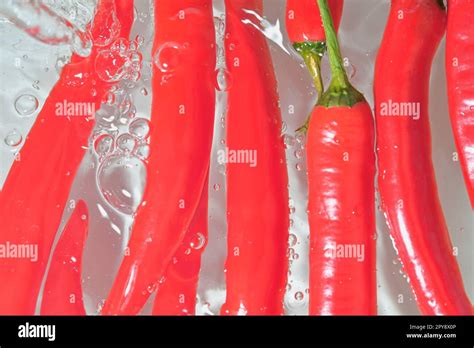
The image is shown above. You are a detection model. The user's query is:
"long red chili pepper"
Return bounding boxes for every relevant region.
[375,0,472,315]
[221,0,289,315]
[306,0,376,315]
[446,0,474,208]
[152,175,208,315]
[0,0,133,315]
[41,200,89,315]
[286,0,343,105]
[102,0,216,315]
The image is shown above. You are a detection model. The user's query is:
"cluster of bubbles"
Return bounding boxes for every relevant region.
[282,130,306,172]
[94,111,150,215]
[95,37,143,83]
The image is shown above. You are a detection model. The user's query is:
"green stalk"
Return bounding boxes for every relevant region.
[294,41,326,98]
[317,0,364,108]
[294,41,326,133]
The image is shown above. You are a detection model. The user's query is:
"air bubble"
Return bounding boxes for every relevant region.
[94,134,114,157]
[14,94,39,117]
[190,232,206,250]
[116,134,136,154]
[153,42,183,72]
[214,68,232,91]
[294,291,304,301]
[97,155,146,215]
[129,118,150,139]
[282,134,295,148]
[4,129,22,147]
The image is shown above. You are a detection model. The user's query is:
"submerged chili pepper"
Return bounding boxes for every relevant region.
[41,200,89,315]
[152,175,208,315]
[375,0,472,315]
[0,0,134,315]
[286,0,343,131]
[306,0,376,315]
[446,0,474,208]
[221,0,289,315]
[102,0,216,315]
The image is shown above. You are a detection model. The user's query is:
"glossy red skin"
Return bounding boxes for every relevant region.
[286,0,343,43]
[41,201,89,315]
[0,0,134,315]
[221,0,289,315]
[152,175,208,315]
[375,0,472,315]
[307,102,376,315]
[446,0,474,208]
[102,0,216,315]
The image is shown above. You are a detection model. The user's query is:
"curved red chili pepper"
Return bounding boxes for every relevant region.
[152,175,209,315]
[375,0,472,315]
[286,0,343,132]
[41,200,89,315]
[221,0,289,316]
[446,0,474,208]
[286,0,343,44]
[306,0,376,315]
[0,0,134,315]
[102,0,216,315]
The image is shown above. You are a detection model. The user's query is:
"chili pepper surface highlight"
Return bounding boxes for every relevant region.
[41,201,89,315]
[103,0,216,315]
[0,0,134,315]
[152,175,209,315]
[446,0,474,208]
[375,0,472,315]
[306,0,376,315]
[221,0,290,315]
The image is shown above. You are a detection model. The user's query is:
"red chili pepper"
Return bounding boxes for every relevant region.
[152,175,208,315]
[286,0,343,131]
[102,0,216,315]
[221,0,289,315]
[306,0,376,315]
[0,0,134,315]
[446,0,474,208]
[41,200,89,315]
[375,0,472,315]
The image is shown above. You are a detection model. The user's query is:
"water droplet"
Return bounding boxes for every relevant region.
[134,144,150,160]
[282,134,295,148]
[294,291,304,301]
[4,129,22,147]
[14,94,39,117]
[288,233,297,247]
[153,42,183,72]
[294,149,304,159]
[214,68,232,91]
[94,134,114,157]
[213,184,220,191]
[295,163,303,171]
[218,164,226,176]
[190,232,206,250]
[116,134,136,154]
[97,155,146,215]
[140,87,148,96]
[129,118,150,139]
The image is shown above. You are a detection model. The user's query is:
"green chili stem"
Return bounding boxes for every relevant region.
[317,0,349,90]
